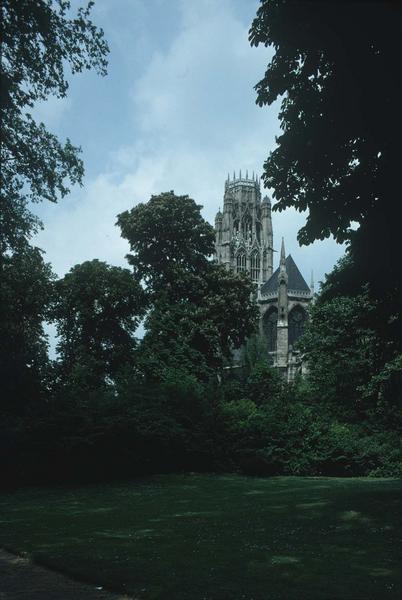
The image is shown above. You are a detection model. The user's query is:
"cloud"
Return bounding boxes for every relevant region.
[32,96,72,128]
[36,0,344,289]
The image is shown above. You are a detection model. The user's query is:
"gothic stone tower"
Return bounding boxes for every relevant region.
[214,171,273,285]
[215,171,313,381]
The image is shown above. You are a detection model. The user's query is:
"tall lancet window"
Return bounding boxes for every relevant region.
[288,306,306,348]
[250,251,260,282]
[263,308,277,352]
[242,217,252,240]
[236,252,246,273]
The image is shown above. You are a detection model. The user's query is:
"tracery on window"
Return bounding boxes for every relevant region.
[288,306,306,348]
[250,251,260,282]
[236,252,246,273]
[255,222,261,243]
[263,308,277,352]
[242,217,252,240]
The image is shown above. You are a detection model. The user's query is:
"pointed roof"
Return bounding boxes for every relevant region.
[260,255,310,295]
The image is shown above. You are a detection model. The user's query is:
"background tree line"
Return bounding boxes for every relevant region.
[1,1,401,486]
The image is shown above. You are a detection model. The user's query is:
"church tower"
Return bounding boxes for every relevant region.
[214,171,273,285]
[215,171,313,381]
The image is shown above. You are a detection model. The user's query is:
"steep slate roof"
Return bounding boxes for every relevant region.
[261,255,310,295]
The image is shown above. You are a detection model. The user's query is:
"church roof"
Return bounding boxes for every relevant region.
[261,255,310,295]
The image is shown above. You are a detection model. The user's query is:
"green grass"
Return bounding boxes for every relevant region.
[0,475,400,599]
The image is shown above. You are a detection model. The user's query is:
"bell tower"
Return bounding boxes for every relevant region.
[214,171,273,284]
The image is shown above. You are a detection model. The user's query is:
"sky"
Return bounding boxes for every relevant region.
[34,0,344,290]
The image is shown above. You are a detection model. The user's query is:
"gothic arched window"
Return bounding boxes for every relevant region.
[242,217,252,240]
[236,252,246,273]
[255,222,261,243]
[288,306,306,348]
[250,251,260,282]
[263,308,277,352]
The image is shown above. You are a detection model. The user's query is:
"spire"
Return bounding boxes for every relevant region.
[239,169,242,179]
[310,270,315,294]
[233,170,235,181]
[246,169,248,179]
[252,171,255,181]
[227,172,230,182]
[280,237,286,271]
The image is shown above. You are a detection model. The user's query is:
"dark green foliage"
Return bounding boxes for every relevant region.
[299,292,379,414]
[249,0,402,348]
[0,246,54,415]
[2,0,400,485]
[249,0,400,244]
[118,192,259,378]
[140,268,259,380]
[52,259,146,382]
[203,265,258,360]
[247,2,402,476]
[139,299,219,381]
[0,0,109,429]
[299,257,402,421]
[216,367,320,476]
[246,361,285,405]
[117,192,215,295]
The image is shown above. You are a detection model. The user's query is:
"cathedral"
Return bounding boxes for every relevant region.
[214,171,313,380]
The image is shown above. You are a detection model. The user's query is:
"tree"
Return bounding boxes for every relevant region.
[299,257,402,424]
[249,1,402,334]
[139,266,258,379]
[299,289,379,416]
[117,191,216,297]
[0,246,54,414]
[53,260,146,383]
[0,0,109,252]
[117,192,258,378]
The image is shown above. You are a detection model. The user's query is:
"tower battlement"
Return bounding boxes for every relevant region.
[224,170,261,191]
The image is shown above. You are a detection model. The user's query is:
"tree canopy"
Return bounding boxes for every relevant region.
[53,260,146,382]
[0,246,54,413]
[0,0,109,419]
[117,191,216,295]
[249,1,402,307]
[118,192,258,378]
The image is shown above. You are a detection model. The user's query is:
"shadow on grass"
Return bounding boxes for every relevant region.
[0,475,400,600]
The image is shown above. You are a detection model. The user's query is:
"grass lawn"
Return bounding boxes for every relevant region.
[0,474,400,600]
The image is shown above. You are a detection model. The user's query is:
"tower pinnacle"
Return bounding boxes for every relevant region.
[280,237,286,270]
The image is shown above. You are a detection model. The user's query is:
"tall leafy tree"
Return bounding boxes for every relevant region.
[117,192,215,297]
[0,0,109,252]
[117,192,258,378]
[249,1,402,342]
[0,1,109,416]
[299,257,402,421]
[0,246,54,414]
[53,260,146,383]
[299,289,379,416]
